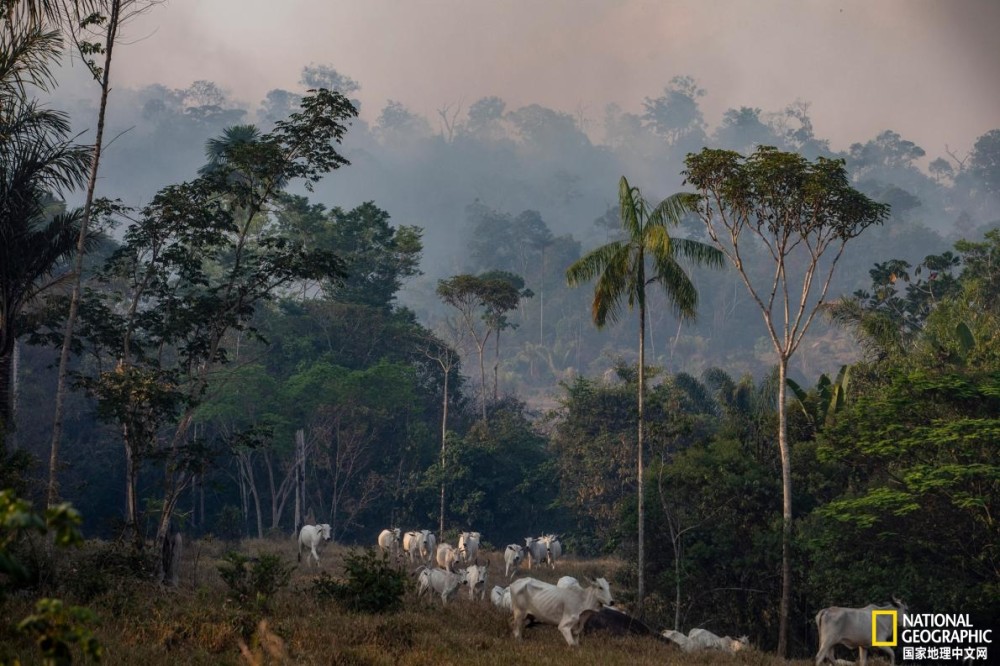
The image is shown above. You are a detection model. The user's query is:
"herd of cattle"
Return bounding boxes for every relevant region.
[298,524,909,663]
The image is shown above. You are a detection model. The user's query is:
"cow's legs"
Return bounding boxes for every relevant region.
[511,608,527,639]
[814,639,833,665]
[311,545,320,566]
[873,645,896,665]
[558,615,579,646]
[858,646,867,666]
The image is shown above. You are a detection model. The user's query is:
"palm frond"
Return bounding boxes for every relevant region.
[590,244,632,327]
[565,240,626,286]
[0,23,62,95]
[670,236,726,268]
[618,176,643,240]
[649,192,695,226]
[650,253,699,318]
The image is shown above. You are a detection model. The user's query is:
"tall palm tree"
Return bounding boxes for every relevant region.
[566,176,724,610]
[0,91,91,431]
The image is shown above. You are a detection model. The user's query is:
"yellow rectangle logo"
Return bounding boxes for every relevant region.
[872,610,898,646]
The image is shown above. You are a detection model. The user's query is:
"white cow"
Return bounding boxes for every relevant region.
[688,628,750,652]
[816,599,908,666]
[556,575,581,589]
[661,628,691,650]
[457,531,481,563]
[436,543,461,572]
[402,529,435,563]
[509,576,614,646]
[377,528,400,558]
[402,531,421,561]
[503,544,524,579]
[420,529,437,562]
[661,627,749,653]
[524,536,547,570]
[465,559,490,600]
[297,523,332,566]
[541,534,562,568]
[491,585,512,610]
[416,566,468,604]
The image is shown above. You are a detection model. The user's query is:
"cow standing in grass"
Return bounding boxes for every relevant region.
[815,599,907,666]
[377,528,401,559]
[436,543,461,572]
[524,537,547,570]
[541,534,562,568]
[416,566,468,605]
[465,560,490,600]
[503,544,524,579]
[509,576,614,646]
[298,523,332,566]
[458,531,481,563]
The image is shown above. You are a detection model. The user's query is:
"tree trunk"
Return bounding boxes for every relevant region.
[155,477,191,579]
[674,536,682,631]
[293,428,305,534]
[123,431,141,549]
[160,526,182,587]
[48,1,122,507]
[0,351,11,437]
[637,303,646,612]
[238,452,264,539]
[493,330,500,402]
[439,366,449,540]
[777,355,792,658]
[539,245,545,345]
[477,342,488,421]
[9,341,19,448]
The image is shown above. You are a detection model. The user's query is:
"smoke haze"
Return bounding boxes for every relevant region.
[104,0,1000,158]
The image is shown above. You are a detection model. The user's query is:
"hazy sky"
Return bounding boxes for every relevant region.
[107,0,999,159]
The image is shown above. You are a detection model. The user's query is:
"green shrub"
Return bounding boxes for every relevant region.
[217,552,293,611]
[310,549,405,614]
[17,598,103,665]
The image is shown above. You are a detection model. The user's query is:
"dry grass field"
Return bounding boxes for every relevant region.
[1,537,823,665]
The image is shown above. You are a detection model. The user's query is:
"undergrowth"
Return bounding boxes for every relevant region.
[0,538,819,666]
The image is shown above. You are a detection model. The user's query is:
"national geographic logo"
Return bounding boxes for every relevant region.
[891,612,993,662]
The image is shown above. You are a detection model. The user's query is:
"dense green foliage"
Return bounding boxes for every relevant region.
[310,549,407,614]
[217,552,294,611]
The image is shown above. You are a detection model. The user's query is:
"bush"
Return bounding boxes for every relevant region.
[217,552,293,611]
[311,549,405,614]
[62,540,154,604]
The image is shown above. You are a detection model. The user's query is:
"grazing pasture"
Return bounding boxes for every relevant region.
[0,537,821,665]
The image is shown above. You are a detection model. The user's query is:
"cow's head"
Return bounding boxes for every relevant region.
[318,523,332,540]
[391,527,401,540]
[587,576,614,607]
[466,562,488,594]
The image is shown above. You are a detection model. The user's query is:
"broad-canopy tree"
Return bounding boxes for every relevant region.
[70,89,355,563]
[437,272,526,420]
[566,175,724,610]
[682,146,890,655]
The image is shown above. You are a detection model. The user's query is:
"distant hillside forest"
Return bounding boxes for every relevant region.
[3,41,998,659]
